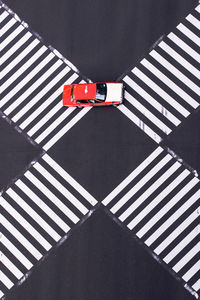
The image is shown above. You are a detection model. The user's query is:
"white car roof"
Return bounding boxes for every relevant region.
[105,83,123,102]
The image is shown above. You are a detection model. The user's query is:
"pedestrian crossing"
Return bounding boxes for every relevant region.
[118,5,200,144]
[103,146,200,296]
[0,1,199,299]
[0,4,91,151]
[0,153,97,297]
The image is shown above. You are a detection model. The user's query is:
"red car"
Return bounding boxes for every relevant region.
[63,82,124,107]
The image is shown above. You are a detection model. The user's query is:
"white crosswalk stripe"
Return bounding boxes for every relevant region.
[0,5,91,152]
[193,279,200,292]
[0,10,9,22]
[0,196,52,251]
[128,169,190,230]
[1,51,53,108]
[0,152,96,295]
[156,212,199,258]
[182,259,200,281]
[1,17,16,36]
[119,6,200,143]
[117,104,162,143]
[177,23,200,46]
[1,213,43,260]
[102,147,164,206]
[20,85,64,130]
[141,58,199,109]
[12,66,71,122]
[15,180,70,236]
[33,160,91,215]
[110,153,172,214]
[0,5,93,296]
[120,161,181,223]
[158,41,199,79]
[1,32,32,66]
[173,242,200,273]
[35,106,76,143]
[3,53,58,113]
[1,252,23,280]
[186,14,200,30]
[0,271,14,290]
[42,106,92,151]
[104,145,200,296]
[159,226,198,270]
[168,32,200,63]
[124,90,172,134]
[149,50,200,96]
[1,39,40,77]
[0,234,33,270]
[42,154,98,206]
[196,5,200,13]
[124,73,181,125]
[137,179,198,240]
[1,24,24,50]
[1,45,48,94]
[24,171,80,224]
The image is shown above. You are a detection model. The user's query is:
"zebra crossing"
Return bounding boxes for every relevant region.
[0,1,199,299]
[118,5,200,143]
[0,3,95,298]
[0,153,97,297]
[103,146,200,297]
[0,3,92,151]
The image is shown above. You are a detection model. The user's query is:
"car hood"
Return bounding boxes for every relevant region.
[73,83,96,100]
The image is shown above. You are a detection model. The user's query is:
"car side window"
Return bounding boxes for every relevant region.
[77,100,88,104]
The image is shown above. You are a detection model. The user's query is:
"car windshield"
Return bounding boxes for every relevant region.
[96,83,107,101]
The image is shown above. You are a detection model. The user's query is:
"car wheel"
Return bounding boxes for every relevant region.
[77,106,82,108]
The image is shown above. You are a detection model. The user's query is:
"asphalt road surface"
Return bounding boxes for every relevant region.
[0,0,200,299]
